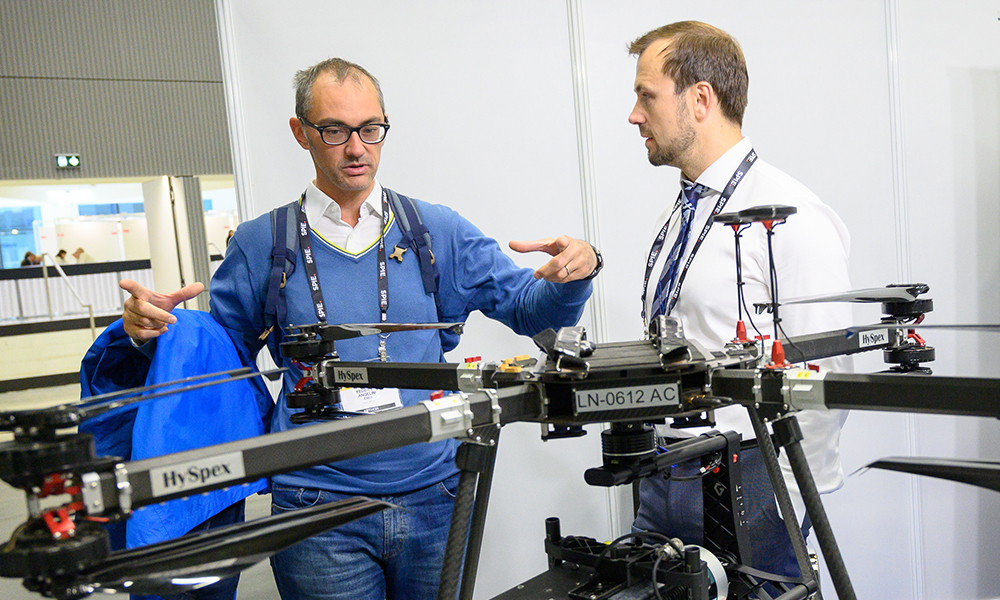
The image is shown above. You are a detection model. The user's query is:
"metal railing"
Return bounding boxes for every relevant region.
[39,253,97,341]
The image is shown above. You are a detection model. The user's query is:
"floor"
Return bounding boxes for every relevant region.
[0,384,280,600]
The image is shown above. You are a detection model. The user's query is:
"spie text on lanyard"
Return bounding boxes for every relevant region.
[296,189,393,360]
[641,149,757,328]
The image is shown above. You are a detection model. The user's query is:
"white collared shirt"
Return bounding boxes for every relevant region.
[303,180,387,254]
[643,137,854,498]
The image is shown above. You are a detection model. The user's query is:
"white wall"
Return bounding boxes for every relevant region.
[880,4,999,597]
[55,218,123,262]
[217,1,999,598]
[121,216,149,259]
[205,213,236,254]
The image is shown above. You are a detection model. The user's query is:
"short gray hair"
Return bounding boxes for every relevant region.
[293,58,386,119]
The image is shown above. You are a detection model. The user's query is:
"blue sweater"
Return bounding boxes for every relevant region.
[211,193,591,495]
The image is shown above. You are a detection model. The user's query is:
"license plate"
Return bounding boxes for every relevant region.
[573,383,680,414]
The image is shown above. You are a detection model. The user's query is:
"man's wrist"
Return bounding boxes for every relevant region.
[581,244,603,281]
[129,335,157,358]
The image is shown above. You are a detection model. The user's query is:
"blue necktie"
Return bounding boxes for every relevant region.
[650,184,702,318]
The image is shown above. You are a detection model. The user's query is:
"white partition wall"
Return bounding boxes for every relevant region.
[51,218,124,262]
[890,4,999,597]
[204,213,237,255]
[216,1,999,598]
[121,217,150,260]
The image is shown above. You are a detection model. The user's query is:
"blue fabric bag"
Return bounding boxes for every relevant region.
[79,309,273,549]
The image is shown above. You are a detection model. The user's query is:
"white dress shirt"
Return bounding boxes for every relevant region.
[644,137,854,498]
[303,180,387,254]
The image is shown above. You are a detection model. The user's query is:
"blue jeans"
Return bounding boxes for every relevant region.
[132,499,246,600]
[633,447,807,579]
[269,474,459,600]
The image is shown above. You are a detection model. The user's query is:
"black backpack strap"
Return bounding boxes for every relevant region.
[262,200,300,340]
[386,188,439,295]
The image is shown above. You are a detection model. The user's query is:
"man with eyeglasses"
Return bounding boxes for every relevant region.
[117,57,601,600]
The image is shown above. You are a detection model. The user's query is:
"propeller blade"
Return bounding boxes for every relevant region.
[846,323,1000,337]
[0,368,243,431]
[81,367,248,408]
[77,496,392,597]
[0,368,288,433]
[865,457,1000,493]
[318,322,465,341]
[76,367,289,422]
[779,284,929,306]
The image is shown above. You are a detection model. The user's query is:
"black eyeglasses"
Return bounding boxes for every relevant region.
[299,117,390,146]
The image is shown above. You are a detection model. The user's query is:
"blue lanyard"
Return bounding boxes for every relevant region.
[641,148,758,326]
[295,189,391,326]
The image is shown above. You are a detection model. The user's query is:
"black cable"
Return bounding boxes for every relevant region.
[766,227,781,343]
[763,222,810,366]
[734,226,744,322]
[77,366,249,406]
[734,223,764,341]
[669,452,723,481]
[776,319,809,369]
[650,539,688,600]
[652,551,667,600]
[597,531,671,560]
[593,531,674,582]
[759,222,807,367]
[2,521,30,553]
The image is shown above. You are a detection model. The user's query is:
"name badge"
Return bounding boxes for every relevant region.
[340,387,403,414]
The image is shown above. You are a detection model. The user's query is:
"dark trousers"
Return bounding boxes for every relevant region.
[633,447,809,578]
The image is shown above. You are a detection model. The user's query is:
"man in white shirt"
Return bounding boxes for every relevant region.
[627,21,853,580]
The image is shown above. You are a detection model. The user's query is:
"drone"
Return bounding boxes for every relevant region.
[1,205,998,600]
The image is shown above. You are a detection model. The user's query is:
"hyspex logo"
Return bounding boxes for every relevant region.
[860,330,888,348]
[149,452,246,497]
